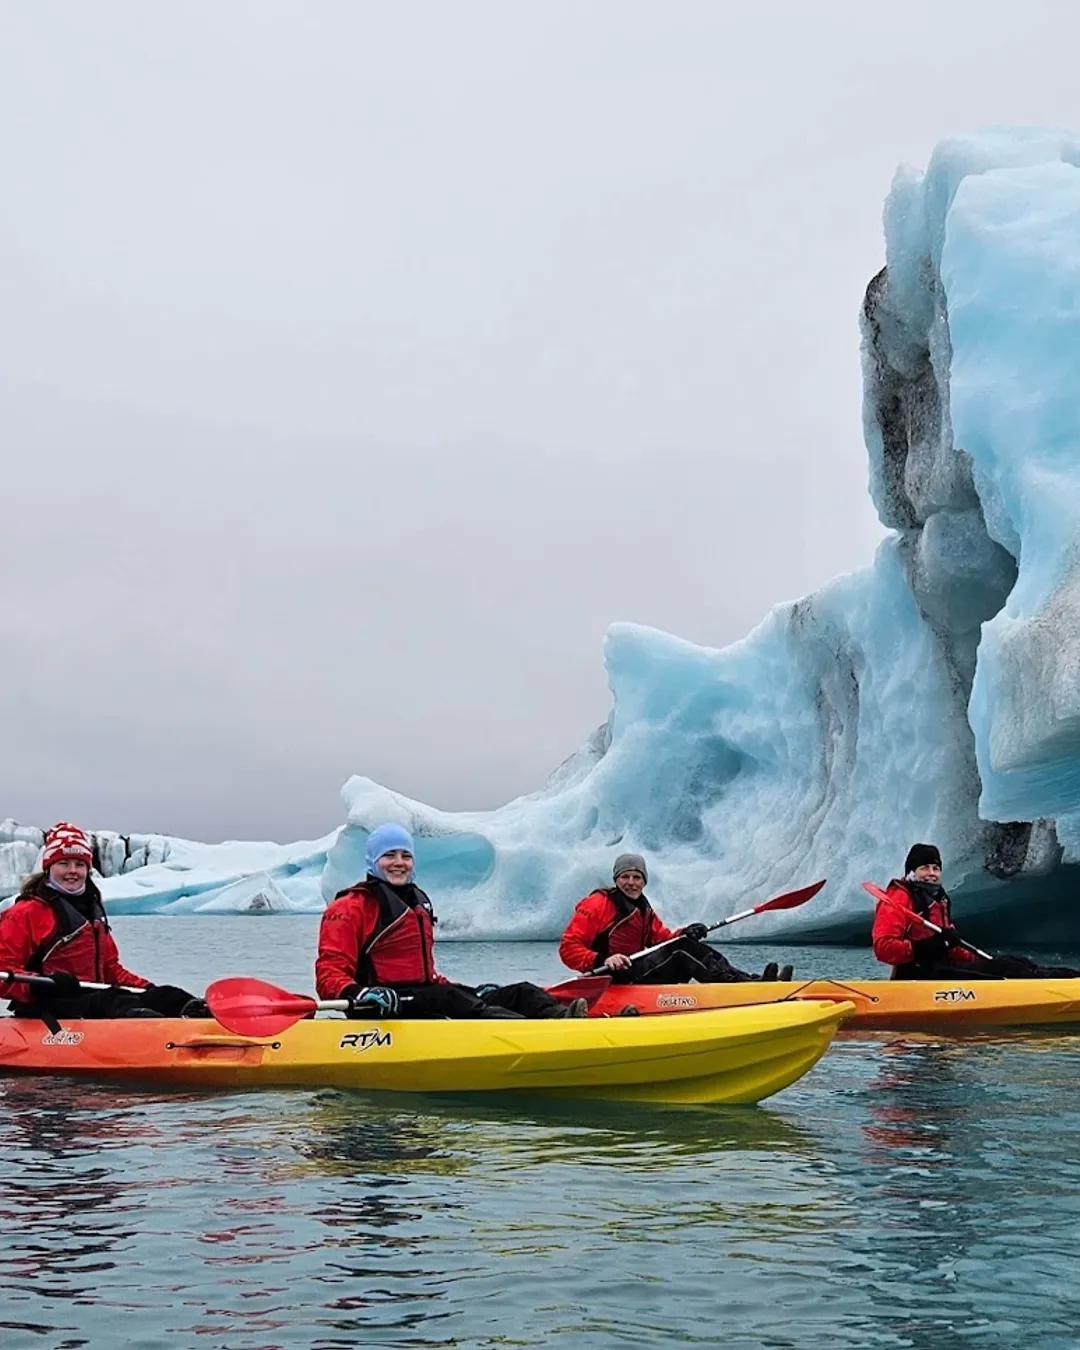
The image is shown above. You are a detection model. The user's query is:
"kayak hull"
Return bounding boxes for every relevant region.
[0,1001,849,1104]
[585,977,1080,1031]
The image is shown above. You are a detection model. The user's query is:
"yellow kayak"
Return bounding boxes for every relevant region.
[0,1000,851,1105]
[588,977,1080,1031]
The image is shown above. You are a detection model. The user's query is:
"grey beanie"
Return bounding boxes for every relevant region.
[613,852,648,884]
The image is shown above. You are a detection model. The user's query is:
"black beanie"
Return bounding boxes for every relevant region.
[904,843,942,874]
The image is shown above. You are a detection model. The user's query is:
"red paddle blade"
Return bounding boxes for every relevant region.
[755,878,827,913]
[861,881,890,904]
[206,977,318,1037]
[545,975,612,1006]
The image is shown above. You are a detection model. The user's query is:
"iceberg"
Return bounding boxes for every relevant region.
[5,126,1080,941]
[0,821,43,902]
[0,819,175,899]
[0,820,332,915]
[164,872,313,916]
[326,126,1080,943]
[97,835,333,916]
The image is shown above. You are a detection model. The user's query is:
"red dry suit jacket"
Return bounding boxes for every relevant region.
[559,888,681,973]
[871,879,977,973]
[0,880,149,1005]
[315,879,450,999]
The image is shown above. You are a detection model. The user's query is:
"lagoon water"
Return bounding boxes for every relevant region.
[2,918,1080,1349]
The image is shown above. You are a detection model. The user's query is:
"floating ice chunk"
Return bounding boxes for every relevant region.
[0,823,175,898]
[177,873,301,914]
[99,833,336,915]
[0,820,44,846]
[0,842,40,899]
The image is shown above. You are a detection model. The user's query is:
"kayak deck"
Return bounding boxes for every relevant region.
[586,977,1080,1031]
[0,1001,850,1104]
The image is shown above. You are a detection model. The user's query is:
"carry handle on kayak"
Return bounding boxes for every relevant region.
[861,882,992,961]
[584,878,826,976]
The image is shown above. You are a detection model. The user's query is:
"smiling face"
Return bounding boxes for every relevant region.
[912,862,942,884]
[615,869,646,900]
[48,859,89,892]
[376,849,414,884]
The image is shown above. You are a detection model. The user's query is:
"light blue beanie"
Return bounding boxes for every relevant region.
[365,823,416,881]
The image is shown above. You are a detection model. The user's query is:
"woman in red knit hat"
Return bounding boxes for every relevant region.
[0,822,208,1019]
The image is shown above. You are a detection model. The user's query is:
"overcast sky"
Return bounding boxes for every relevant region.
[3,1,1078,842]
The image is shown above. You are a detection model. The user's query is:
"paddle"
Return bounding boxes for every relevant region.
[0,969,149,1035]
[861,881,992,960]
[553,878,828,987]
[206,977,350,1037]
[0,970,144,994]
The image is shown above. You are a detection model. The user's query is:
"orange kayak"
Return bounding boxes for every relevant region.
[579,977,1080,1031]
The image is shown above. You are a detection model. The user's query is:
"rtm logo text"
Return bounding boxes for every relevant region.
[933,989,977,1003]
[340,1029,393,1052]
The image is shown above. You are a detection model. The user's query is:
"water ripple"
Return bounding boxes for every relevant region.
[3,931,1080,1347]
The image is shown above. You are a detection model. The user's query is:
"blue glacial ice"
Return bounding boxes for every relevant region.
[0,819,331,916]
[320,127,1080,941]
[5,126,1080,941]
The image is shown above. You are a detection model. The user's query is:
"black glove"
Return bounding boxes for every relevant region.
[937,925,961,946]
[41,971,82,999]
[910,934,948,965]
[180,998,211,1019]
[342,984,400,1017]
[141,983,200,1017]
[682,923,709,943]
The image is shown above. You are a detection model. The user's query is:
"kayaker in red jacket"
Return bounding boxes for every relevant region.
[559,853,793,983]
[0,822,208,1018]
[316,823,586,1018]
[872,842,1080,980]
[872,844,978,978]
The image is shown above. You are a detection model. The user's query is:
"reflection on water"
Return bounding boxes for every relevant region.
[0,1081,147,1319]
[0,1072,860,1347]
[295,1088,819,1177]
[2,932,1080,1348]
[836,1037,1080,1348]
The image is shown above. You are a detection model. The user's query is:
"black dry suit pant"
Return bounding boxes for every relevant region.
[380,980,569,1020]
[611,935,757,985]
[900,954,1080,981]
